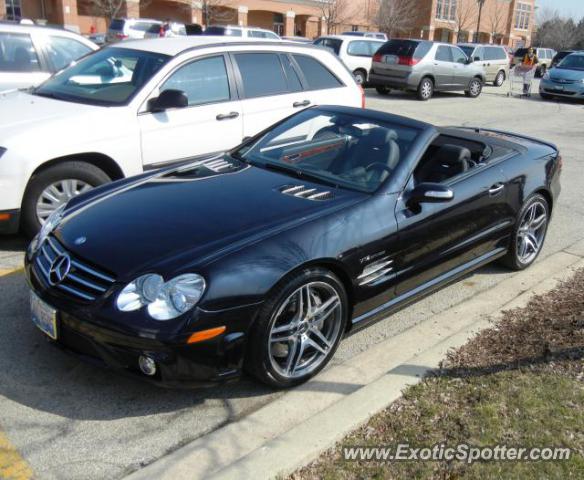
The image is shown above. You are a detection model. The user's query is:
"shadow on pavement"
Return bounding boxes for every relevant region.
[0,234,27,253]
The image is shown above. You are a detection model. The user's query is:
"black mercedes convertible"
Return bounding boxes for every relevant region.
[25,106,562,388]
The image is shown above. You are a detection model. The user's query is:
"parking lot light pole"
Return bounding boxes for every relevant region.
[475,0,486,43]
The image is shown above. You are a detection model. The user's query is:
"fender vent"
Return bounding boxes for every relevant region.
[358,256,394,286]
[279,185,334,201]
[203,158,237,172]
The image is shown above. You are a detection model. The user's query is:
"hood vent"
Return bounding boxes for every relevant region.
[203,158,238,173]
[279,185,334,201]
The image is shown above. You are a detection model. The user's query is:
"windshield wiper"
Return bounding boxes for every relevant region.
[263,162,340,189]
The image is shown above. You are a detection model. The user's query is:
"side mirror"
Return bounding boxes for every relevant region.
[407,182,454,207]
[148,89,188,113]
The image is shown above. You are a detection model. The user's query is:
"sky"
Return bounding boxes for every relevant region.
[537,0,584,19]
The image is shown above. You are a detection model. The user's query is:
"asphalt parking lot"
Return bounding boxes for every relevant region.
[1,81,583,480]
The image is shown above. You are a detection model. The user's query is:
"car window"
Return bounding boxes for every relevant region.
[281,54,303,92]
[450,47,468,64]
[347,40,371,57]
[236,108,421,193]
[248,30,265,38]
[369,41,385,54]
[161,55,230,106]
[131,22,159,32]
[264,31,280,39]
[35,47,170,106]
[45,35,93,72]
[459,45,476,59]
[557,55,584,70]
[293,54,343,90]
[0,32,41,72]
[234,53,288,98]
[435,45,452,62]
[109,19,124,31]
[314,38,342,56]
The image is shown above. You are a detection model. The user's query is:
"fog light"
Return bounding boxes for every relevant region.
[138,355,157,376]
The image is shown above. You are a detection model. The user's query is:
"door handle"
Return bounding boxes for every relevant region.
[216,112,240,121]
[293,100,311,108]
[489,183,505,195]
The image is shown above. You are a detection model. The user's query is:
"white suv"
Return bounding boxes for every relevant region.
[204,25,281,40]
[314,35,385,84]
[0,37,363,235]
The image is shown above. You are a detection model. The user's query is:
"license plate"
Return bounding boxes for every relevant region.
[30,292,58,340]
[383,54,398,64]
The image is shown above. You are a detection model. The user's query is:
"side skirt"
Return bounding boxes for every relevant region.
[347,247,507,334]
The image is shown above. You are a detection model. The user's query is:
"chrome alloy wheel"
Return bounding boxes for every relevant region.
[469,79,482,96]
[36,179,92,224]
[268,282,343,379]
[516,200,548,265]
[420,81,432,99]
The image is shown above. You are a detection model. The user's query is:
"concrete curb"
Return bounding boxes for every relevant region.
[125,239,584,480]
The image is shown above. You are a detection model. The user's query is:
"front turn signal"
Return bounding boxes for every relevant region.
[186,326,226,344]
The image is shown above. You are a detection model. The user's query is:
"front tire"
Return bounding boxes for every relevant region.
[21,161,111,237]
[246,268,348,388]
[500,194,550,271]
[417,77,434,101]
[465,78,483,98]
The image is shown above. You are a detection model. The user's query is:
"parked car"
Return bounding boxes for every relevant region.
[313,35,385,84]
[342,31,388,41]
[144,22,187,39]
[551,50,581,68]
[203,25,281,40]
[87,33,106,46]
[106,18,162,43]
[540,52,584,100]
[282,36,312,43]
[512,47,556,77]
[369,39,486,100]
[0,23,97,92]
[0,37,363,236]
[23,105,561,387]
[458,43,510,86]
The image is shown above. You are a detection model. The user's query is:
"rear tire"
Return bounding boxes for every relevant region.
[465,78,483,98]
[246,267,348,388]
[417,77,434,101]
[21,161,111,238]
[499,194,550,271]
[353,69,367,85]
[540,92,553,100]
[375,86,391,95]
[494,70,505,87]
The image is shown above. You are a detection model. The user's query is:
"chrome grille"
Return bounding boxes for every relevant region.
[279,185,334,201]
[34,236,115,302]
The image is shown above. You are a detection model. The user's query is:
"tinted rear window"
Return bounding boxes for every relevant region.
[293,55,343,90]
[204,26,242,37]
[109,19,124,31]
[313,38,342,56]
[234,53,288,98]
[377,40,431,59]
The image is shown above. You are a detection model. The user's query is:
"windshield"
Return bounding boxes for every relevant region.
[234,109,420,193]
[558,55,584,71]
[459,46,475,57]
[34,47,170,106]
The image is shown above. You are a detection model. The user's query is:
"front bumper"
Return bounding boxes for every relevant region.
[539,79,584,98]
[0,209,20,234]
[24,258,261,387]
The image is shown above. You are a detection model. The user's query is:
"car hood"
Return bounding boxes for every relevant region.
[54,158,365,279]
[0,90,100,142]
[549,68,584,81]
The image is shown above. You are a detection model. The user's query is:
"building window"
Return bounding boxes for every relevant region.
[514,3,531,30]
[5,0,22,20]
[436,0,457,21]
[352,25,359,32]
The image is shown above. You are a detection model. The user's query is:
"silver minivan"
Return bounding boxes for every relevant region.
[369,39,486,101]
[0,23,97,93]
[458,43,510,86]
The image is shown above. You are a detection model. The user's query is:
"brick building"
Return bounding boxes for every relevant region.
[0,0,381,37]
[410,0,536,48]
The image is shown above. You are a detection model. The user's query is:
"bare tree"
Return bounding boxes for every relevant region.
[315,0,355,34]
[454,0,477,43]
[487,4,506,43]
[376,0,418,38]
[534,9,580,50]
[198,0,236,26]
[90,0,127,21]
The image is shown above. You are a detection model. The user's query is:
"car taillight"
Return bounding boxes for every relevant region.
[398,56,419,66]
[372,53,383,63]
[115,33,128,39]
[359,85,365,108]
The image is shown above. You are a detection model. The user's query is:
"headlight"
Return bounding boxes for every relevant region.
[542,71,550,80]
[116,273,206,321]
